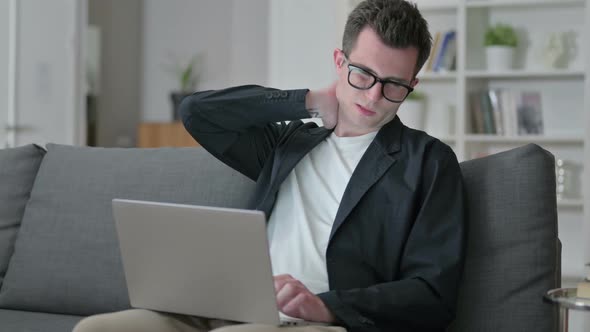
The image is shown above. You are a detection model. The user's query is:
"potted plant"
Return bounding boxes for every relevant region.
[397,91,427,130]
[484,23,518,71]
[168,54,202,121]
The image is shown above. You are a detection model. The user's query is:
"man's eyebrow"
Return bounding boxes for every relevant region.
[351,62,410,84]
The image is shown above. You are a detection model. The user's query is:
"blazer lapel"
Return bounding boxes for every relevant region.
[329,117,403,242]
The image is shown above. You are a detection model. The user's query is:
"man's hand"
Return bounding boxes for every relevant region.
[305,82,339,129]
[273,274,336,323]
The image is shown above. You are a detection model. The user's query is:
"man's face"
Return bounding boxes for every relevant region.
[333,27,419,136]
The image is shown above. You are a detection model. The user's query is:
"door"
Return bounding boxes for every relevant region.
[0,0,86,148]
[0,0,11,147]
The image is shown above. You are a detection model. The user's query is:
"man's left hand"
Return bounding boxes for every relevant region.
[273,274,336,323]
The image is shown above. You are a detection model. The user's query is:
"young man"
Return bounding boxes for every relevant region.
[73,1,465,331]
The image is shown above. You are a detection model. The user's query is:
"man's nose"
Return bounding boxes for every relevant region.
[365,82,382,102]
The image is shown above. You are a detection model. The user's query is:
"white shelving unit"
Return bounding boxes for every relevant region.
[410,0,589,330]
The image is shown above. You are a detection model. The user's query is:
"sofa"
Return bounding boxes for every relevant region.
[0,142,559,332]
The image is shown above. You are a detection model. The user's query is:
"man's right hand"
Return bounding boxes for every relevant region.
[305,82,339,129]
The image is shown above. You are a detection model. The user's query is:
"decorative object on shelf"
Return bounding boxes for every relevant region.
[540,31,578,69]
[516,91,543,135]
[397,91,427,130]
[166,53,203,121]
[555,159,583,200]
[484,23,518,71]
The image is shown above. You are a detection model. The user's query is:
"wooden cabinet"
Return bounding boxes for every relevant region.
[137,122,199,148]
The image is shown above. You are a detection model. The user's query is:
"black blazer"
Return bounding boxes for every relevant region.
[180,85,466,332]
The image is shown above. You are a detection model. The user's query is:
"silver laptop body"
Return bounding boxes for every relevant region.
[112,199,322,326]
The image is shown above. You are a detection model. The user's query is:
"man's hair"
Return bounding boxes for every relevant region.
[342,0,432,76]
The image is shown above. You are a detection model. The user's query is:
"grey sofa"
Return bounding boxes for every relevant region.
[0,143,559,332]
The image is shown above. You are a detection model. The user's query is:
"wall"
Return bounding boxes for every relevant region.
[141,0,269,123]
[89,0,142,147]
[269,0,345,90]
[14,0,81,146]
[229,0,269,86]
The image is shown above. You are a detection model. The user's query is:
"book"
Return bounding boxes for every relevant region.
[479,92,496,134]
[426,31,442,72]
[433,30,456,72]
[469,92,485,134]
[498,89,518,136]
[487,89,504,136]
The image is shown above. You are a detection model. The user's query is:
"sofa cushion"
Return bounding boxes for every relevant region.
[0,144,255,316]
[0,309,82,332]
[449,144,559,332]
[0,144,45,287]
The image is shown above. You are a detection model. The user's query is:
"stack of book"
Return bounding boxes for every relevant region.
[469,89,543,136]
[425,30,457,73]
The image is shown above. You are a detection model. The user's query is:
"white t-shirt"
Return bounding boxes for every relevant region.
[266,130,378,294]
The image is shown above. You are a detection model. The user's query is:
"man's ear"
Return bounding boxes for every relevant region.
[411,77,420,88]
[333,48,346,70]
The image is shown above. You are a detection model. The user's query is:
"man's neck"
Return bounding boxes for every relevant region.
[333,123,379,137]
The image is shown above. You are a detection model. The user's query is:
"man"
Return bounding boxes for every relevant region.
[73,1,465,331]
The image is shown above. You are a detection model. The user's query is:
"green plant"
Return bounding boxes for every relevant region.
[484,23,518,47]
[406,90,426,101]
[165,54,202,92]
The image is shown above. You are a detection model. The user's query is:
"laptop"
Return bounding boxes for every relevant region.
[112,198,327,327]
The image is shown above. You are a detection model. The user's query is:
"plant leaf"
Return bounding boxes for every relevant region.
[181,62,193,91]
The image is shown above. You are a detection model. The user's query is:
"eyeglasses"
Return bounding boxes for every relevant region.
[345,59,414,103]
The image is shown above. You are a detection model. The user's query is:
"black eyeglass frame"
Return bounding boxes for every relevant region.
[345,61,415,103]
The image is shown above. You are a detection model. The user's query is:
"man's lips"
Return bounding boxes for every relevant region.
[356,104,376,116]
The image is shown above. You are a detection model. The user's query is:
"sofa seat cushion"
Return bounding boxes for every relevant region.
[0,309,83,332]
[0,144,255,316]
[0,144,45,287]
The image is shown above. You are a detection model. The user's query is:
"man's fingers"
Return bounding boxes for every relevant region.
[274,274,305,293]
[280,292,307,318]
[273,274,294,292]
[276,281,304,309]
[274,274,294,281]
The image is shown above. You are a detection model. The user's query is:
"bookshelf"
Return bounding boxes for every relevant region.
[464,69,585,79]
[341,0,588,263]
[463,134,585,144]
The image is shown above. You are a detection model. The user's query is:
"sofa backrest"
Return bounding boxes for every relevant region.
[0,143,561,328]
[0,144,255,316]
[449,144,559,332]
[0,145,45,287]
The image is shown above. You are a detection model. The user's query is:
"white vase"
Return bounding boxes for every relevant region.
[486,46,515,71]
[397,100,426,130]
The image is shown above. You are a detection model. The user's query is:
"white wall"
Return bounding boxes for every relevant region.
[229,0,269,86]
[141,0,269,122]
[269,0,345,90]
[14,0,82,146]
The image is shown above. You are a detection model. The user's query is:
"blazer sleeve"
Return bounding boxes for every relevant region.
[180,85,311,181]
[318,143,466,331]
